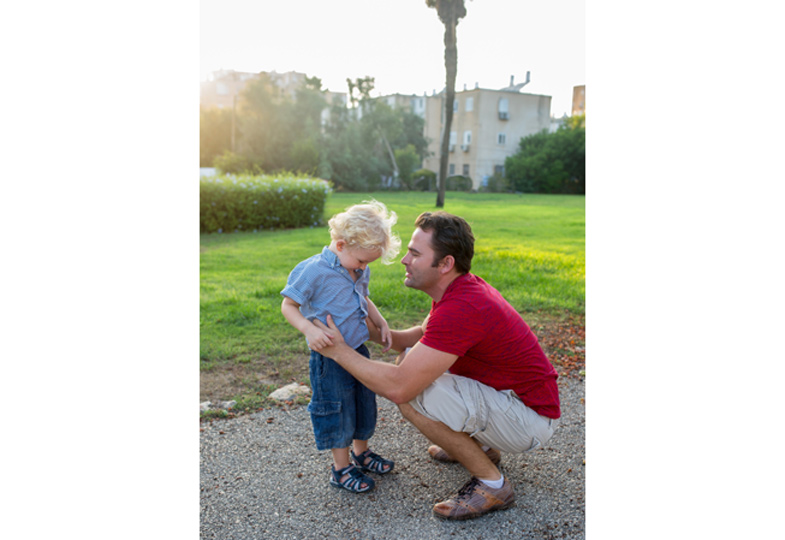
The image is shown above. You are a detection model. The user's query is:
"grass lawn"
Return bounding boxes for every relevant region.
[200,191,585,411]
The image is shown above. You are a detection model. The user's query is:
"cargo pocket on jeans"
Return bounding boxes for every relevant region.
[307,400,342,448]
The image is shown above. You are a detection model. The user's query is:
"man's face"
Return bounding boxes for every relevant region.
[401,228,441,291]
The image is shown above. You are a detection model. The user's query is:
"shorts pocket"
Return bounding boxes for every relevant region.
[453,376,490,436]
[310,353,330,380]
[529,437,542,451]
[307,400,343,449]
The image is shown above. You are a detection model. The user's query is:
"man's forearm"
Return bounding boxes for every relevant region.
[329,342,404,401]
[388,326,424,353]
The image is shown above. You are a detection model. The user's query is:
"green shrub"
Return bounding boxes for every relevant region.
[213,150,258,175]
[200,173,333,233]
[446,175,473,191]
[412,168,436,191]
[504,125,585,194]
[481,173,512,193]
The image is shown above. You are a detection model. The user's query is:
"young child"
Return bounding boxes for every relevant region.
[280,200,401,493]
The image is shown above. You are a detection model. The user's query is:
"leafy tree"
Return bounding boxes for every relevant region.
[505,121,585,194]
[346,77,401,181]
[200,107,232,167]
[217,72,430,192]
[237,73,287,171]
[285,76,327,173]
[565,113,586,130]
[288,138,321,175]
[320,96,385,191]
[327,77,429,190]
[213,150,257,175]
[392,110,430,163]
[394,144,421,190]
[426,0,469,207]
[346,76,377,108]
[237,73,328,173]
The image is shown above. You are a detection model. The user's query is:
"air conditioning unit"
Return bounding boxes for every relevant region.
[461,144,470,152]
[498,112,509,120]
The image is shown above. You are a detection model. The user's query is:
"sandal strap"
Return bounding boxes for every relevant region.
[352,449,394,474]
[332,464,373,492]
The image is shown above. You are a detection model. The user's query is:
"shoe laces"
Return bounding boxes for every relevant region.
[456,477,482,498]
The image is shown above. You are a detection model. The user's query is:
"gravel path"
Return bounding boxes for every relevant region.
[200,376,585,539]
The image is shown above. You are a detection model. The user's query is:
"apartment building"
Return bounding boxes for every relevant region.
[378,93,428,118]
[572,85,585,116]
[420,79,552,190]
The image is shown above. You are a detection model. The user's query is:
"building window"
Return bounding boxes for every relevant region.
[498,98,509,120]
[497,133,507,145]
[466,97,474,112]
[449,131,457,152]
[449,164,455,176]
[463,164,470,176]
[461,131,471,152]
[494,165,504,175]
[216,82,229,96]
[453,99,459,112]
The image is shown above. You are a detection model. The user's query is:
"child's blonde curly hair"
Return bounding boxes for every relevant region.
[328,200,401,264]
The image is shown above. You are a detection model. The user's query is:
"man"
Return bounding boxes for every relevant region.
[311,211,560,520]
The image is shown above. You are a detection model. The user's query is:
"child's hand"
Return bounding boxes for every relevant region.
[379,320,392,353]
[305,323,334,351]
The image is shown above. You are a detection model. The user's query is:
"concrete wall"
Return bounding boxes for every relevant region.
[422,88,551,190]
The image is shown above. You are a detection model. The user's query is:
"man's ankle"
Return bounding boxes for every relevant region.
[477,474,504,489]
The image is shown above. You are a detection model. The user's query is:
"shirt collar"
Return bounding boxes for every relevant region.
[436,273,472,305]
[320,246,369,279]
[321,246,343,269]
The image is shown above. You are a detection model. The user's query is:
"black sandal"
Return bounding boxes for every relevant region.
[329,464,375,493]
[351,449,395,475]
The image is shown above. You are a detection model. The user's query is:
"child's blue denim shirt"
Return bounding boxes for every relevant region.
[281,247,371,349]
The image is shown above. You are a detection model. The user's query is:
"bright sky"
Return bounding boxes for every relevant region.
[201,0,585,118]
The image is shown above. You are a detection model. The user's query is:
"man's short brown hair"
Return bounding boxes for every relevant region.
[414,211,474,274]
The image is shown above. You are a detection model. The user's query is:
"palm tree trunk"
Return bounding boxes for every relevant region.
[437,17,458,208]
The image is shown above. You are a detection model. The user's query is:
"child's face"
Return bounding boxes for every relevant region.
[336,241,381,272]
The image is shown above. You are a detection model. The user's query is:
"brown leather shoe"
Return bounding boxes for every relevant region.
[427,444,501,466]
[433,477,515,520]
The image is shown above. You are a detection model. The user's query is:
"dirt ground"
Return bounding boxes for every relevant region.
[200,312,585,405]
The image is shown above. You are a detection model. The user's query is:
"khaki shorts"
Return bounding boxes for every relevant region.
[408,373,558,454]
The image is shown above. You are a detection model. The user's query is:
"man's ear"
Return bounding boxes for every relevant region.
[439,255,455,274]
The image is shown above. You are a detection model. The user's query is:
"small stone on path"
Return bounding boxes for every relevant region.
[268,383,312,402]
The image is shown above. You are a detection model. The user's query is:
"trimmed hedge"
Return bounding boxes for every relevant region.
[200,173,333,234]
[446,175,473,192]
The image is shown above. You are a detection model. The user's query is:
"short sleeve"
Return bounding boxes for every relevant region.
[280,261,313,306]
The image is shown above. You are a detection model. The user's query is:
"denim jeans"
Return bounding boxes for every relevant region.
[307,344,377,451]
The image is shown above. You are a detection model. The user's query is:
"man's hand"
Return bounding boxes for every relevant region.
[304,323,334,350]
[311,315,346,356]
